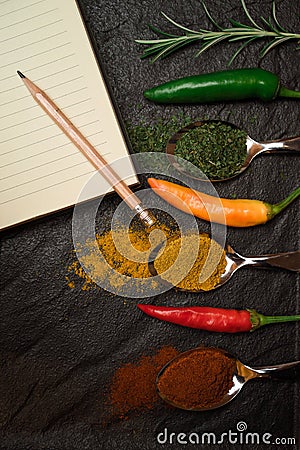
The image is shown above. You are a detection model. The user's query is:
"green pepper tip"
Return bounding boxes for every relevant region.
[249,308,300,331]
[268,186,300,220]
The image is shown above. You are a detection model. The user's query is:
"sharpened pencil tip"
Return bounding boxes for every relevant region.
[17,70,26,78]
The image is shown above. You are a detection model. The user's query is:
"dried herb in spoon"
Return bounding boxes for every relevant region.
[174,121,247,179]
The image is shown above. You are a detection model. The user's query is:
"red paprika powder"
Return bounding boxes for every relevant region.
[157,347,236,410]
[109,346,178,419]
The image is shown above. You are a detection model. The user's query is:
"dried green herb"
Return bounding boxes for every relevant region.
[125,115,196,174]
[174,121,247,180]
[126,115,193,154]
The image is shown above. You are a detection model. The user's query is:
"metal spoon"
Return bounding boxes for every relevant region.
[156,346,300,411]
[148,238,300,292]
[166,120,300,182]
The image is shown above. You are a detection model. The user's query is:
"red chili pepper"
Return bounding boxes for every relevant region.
[137,304,300,333]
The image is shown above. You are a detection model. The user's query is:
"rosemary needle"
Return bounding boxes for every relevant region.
[136,0,300,64]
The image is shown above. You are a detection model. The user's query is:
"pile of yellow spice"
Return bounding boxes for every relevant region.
[154,233,226,291]
[67,225,226,293]
[66,223,176,292]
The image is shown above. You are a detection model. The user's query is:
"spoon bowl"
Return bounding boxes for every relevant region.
[148,236,300,293]
[166,120,300,182]
[156,346,300,411]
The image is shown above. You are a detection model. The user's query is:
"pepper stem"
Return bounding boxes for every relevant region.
[268,186,300,219]
[278,86,300,99]
[249,309,300,331]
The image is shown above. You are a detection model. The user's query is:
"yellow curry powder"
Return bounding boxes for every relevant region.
[67,225,226,293]
[154,233,227,291]
[67,223,176,291]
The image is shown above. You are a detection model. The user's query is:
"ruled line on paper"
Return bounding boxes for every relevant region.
[0,84,26,95]
[54,87,88,102]
[3,107,96,147]
[0,146,109,181]
[0,168,96,207]
[0,105,95,133]
[0,135,106,168]
[0,131,104,161]
[0,19,63,44]
[45,75,84,92]
[25,53,77,77]
[0,119,99,146]
[0,67,81,113]
[0,122,56,145]
[0,86,88,117]
[0,108,94,142]
[1,165,138,209]
[0,107,96,137]
[0,44,73,72]
[0,8,58,31]
[0,31,68,59]
[0,95,88,122]
[0,91,94,139]
[62,108,97,121]
[0,103,38,120]
[0,56,79,97]
[0,72,82,97]
[0,0,48,19]
[0,111,45,132]
[0,0,13,6]
[0,95,90,126]
[1,153,81,181]
[1,131,62,157]
[60,97,92,111]
[0,159,91,194]
[1,137,70,164]
[0,93,30,107]
[35,65,80,83]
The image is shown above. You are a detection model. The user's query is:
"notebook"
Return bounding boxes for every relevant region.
[0,0,139,230]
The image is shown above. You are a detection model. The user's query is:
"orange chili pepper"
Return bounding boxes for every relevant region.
[148,178,300,227]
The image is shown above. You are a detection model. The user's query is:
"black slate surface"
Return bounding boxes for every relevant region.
[0,1,299,449]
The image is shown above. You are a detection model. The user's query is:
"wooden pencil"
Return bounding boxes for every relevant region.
[17,71,155,227]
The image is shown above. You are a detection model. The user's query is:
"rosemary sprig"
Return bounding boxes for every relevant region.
[136,0,300,64]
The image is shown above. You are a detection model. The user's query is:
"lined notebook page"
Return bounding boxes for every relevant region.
[0,0,138,230]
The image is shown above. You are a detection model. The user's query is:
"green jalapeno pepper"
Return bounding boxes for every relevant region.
[143,68,300,104]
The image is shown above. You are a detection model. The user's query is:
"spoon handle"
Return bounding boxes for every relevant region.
[241,250,300,272]
[260,136,300,153]
[252,360,300,379]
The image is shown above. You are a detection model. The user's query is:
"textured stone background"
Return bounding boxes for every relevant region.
[0,1,299,449]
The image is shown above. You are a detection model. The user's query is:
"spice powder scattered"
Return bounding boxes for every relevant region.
[157,347,236,410]
[67,223,176,292]
[67,225,226,293]
[108,346,178,419]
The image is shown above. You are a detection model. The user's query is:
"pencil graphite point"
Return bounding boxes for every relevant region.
[17,70,25,78]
